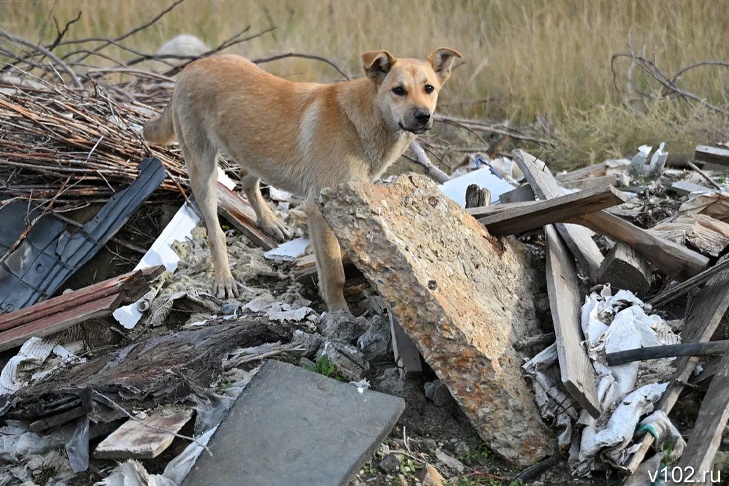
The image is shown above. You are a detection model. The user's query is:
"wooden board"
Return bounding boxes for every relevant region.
[669,351,729,485]
[498,184,535,204]
[598,243,652,296]
[544,225,601,418]
[512,150,604,282]
[569,211,709,279]
[625,255,729,473]
[216,183,278,250]
[560,174,619,191]
[694,144,729,167]
[94,407,193,459]
[472,185,627,236]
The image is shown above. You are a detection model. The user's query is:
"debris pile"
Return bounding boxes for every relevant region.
[3,16,729,486]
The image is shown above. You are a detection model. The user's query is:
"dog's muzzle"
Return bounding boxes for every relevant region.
[398,122,431,135]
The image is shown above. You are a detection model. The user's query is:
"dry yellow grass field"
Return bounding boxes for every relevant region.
[2,0,729,166]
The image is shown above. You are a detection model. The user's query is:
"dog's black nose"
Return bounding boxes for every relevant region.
[414,109,431,124]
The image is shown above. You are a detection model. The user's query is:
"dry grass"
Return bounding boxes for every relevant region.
[2,0,729,166]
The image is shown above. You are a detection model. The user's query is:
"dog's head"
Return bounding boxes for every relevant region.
[362,48,462,135]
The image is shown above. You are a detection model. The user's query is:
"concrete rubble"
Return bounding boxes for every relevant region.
[320,173,555,466]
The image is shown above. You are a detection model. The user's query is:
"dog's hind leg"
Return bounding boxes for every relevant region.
[182,138,239,299]
[239,169,291,242]
[304,200,347,311]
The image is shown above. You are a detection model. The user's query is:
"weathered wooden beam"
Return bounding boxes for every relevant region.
[568,211,709,279]
[598,243,652,296]
[694,144,729,167]
[560,174,619,191]
[512,150,603,282]
[216,183,278,250]
[465,184,491,209]
[471,185,627,236]
[544,225,601,418]
[625,256,729,474]
[498,184,535,204]
[606,340,729,366]
[668,351,729,485]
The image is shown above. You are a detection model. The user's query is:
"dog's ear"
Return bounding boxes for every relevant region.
[428,48,463,84]
[362,50,397,83]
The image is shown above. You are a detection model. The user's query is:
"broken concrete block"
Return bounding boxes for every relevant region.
[320,174,554,466]
[183,360,404,486]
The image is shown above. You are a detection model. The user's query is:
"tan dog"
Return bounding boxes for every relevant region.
[144,48,462,310]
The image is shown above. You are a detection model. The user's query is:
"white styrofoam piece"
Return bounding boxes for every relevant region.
[264,237,309,262]
[439,168,515,207]
[112,202,200,329]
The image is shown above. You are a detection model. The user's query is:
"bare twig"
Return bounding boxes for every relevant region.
[0,29,83,88]
[253,52,350,80]
[408,141,450,183]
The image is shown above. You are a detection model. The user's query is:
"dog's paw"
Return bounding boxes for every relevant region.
[214,273,240,300]
[261,219,292,243]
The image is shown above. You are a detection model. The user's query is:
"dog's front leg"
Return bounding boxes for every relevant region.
[304,200,348,311]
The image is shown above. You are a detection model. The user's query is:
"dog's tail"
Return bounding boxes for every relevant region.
[143,104,175,145]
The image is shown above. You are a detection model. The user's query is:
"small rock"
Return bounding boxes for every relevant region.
[424,380,453,407]
[378,453,401,474]
[220,303,238,316]
[316,340,369,381]
[453,441,470,457]
[435,448,465,473]
[320,309,369,343]
[420,438,438,454]
[375,367,419,398]
[357,315,392,360]
[291,330,323,358]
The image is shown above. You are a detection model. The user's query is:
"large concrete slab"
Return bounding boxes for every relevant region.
[320,174,555,466]
[183,360,404,486]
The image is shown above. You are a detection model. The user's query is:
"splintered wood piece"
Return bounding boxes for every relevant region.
[465,184,491,209]
[471,185,627,236]
[216,183,278,250]
[94,407,193,459]
[544,225,601,418]
[670,351,729,484]
[626,255,729,473]
[598,243,652,296]
[512,150,603,282]
[560,174,619,191]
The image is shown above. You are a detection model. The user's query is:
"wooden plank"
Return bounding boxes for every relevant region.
[598,243,652,296]
[472,185,627,236]
[30,406,86,433]
[625,255,729,473]
[649,257,729,308]
[568,211,709,279]
[389,312,422,377]
[544,224,601,418]
[94,407,193,459]
[556,162,608,183]
[216,183,278,250]
[671,180,712,197]
[465,184,491,209]
[694,144,729,167]
[668,351,729,485]
[0,272,137,331]
[560,174,618,191]
[512,150,604,282]
[0,293,122,352]
[498,184,535,204]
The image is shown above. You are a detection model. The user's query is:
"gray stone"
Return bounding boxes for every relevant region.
[291,330,323,358]
[377,453,402,474]
[316,340,369,381]
[357,315,392,361]
[320,309,369,343]
[453,442,470,457]
[424,380,454,407]
[420,438,439,454]
[183,360,404,486]
[374,367,419,398]
[320,175,554,466]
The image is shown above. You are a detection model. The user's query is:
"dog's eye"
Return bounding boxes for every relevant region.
[424,84,435,94]
[392,86,406,96]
